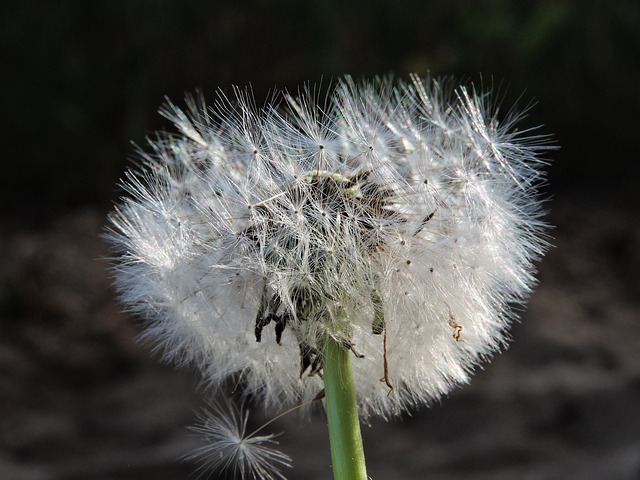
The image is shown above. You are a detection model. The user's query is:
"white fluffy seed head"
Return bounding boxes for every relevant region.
[107,75,550,418]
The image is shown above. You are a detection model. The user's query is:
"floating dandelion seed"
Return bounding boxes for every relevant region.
[186,400,292,480]
[107,74,550,478]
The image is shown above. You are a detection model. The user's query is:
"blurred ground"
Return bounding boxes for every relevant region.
[1,188,638,480]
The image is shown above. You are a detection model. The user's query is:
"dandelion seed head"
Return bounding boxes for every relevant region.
[108,75,551,418]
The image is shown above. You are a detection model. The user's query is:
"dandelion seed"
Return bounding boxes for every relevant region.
[186,400,292,480]
[107,75,550,421]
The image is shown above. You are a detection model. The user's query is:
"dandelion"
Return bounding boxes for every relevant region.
[108,75,550,479]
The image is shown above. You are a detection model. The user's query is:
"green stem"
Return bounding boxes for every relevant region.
[323,335,368,480]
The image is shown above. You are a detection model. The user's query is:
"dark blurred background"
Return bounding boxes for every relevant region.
[2,1,639,479]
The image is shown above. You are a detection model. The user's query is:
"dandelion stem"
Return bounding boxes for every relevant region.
[323,335,368,480]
